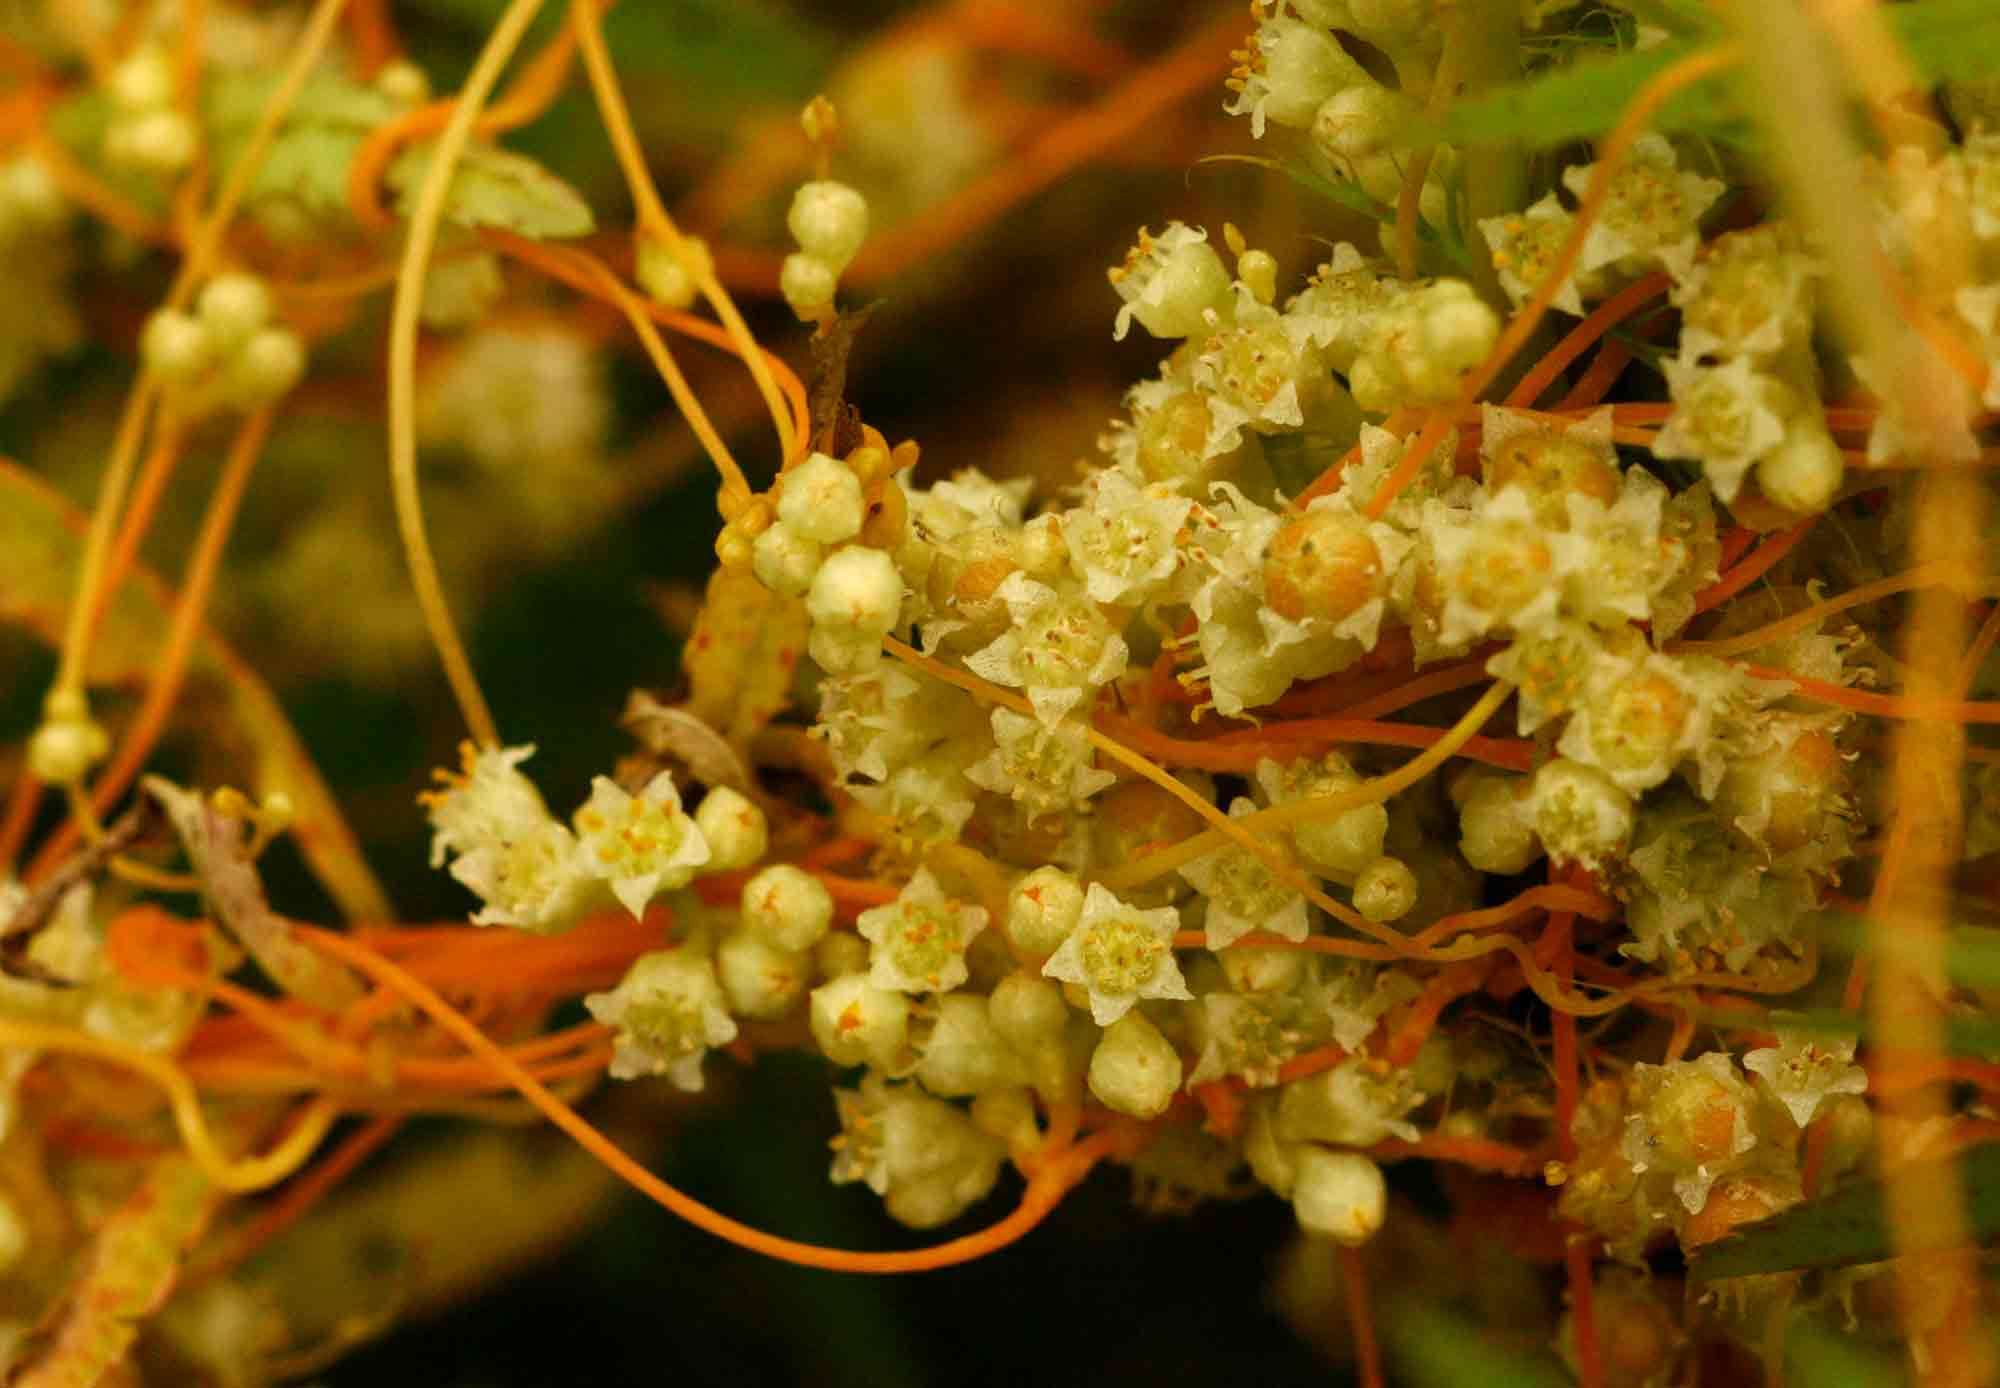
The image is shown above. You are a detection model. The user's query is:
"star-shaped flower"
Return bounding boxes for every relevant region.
[856,868,988,994]
[1042,882,1190,1025]
[572,771,710,919]
[1743,1028,1868,1128]
[1178,798,1310,949]
[585,949,738,1089]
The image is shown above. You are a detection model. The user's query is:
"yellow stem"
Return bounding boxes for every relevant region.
[569,0,797,474]
[0,1019,337,1192]
[54,0,351,703]
[385,0,550,749]
[555,244,752,501]
[1097,680,1516,895]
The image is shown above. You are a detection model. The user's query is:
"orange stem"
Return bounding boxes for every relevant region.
[1505,273,1670,410]
[297,925,1116,1273]
[1365,45,1741,519]
[1691,517,1813,614]
[1341,1244,1385,1388]
[30,409,274,881]
[1565,1235,1604,1388]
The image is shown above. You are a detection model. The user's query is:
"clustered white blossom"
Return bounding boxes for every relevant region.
[404,21,1947,1275]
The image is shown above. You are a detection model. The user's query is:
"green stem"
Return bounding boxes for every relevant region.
[1450,0,1526,311]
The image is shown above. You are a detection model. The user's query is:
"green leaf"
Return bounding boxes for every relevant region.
[1690,1145,2000,1282]
[1416,0,2000,154]
[1892,0,2000,86]
[205,69,397,138]
[1380,1293,1571,1388]
[203,70,394,220]
[388,143,596,239]
[1785,1316,1910,1388]
[1422,39,1739,150]
[1817,911,2000,993]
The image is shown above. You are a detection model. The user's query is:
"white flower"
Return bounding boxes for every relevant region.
[1427,488,1563,649]
[1041,882,1190,1025]
[1743,1028,1868,1128]
[1179,798,1310,949]
[423,741,551,868]
[572,771,710,919]
[1621,1053,1758,1213]
[830,1071,1006,1229]
[848,752,979,841]
[585,949,738,1089]
[1673,224,1817,363]
[1191,296,1327,436]
[923,467,1035,530]
[1480,193,1592,316]
[817,666,977,785]
[1561,133,1724,284]
[1652,357,1791,500]
[963,573,1128,725]
[1283,243,1392,370]
[1188,989,1317,1089]
[1322,962,1420,1053]
[452,819,593,934]
[1107,222,1234,340]
[1547,468,1677,630]
[1224,16,1366,138]
[1276,1056,1422,1146]
[1555,647,1710,794]
[1062,469,1192,604]
[964,708,1116,822]
[855,868,987,994]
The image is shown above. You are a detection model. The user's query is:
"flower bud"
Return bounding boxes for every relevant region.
[779,453,866,544]
[715,929,810,1020]
[636,232,713,311]
[1087,1011,1183,1119]
[224,328,307,406]
[1292,1148,1386,1246]
[1005,866,1084,957]
[809,973,911,1069]
[197,273,273,353]
[787,180,869,271]
[752,521,824,597]
[1755,423,1843,514]
[988,971,1069,1053]
[1352,856,1417,923]
[741,863,835,952]
[693,786,767,873]
[780,252,838,321]
[807,545,903,637]
[141,309,213,384]
[1458,773,1542,874]
[917,994,1028,1096]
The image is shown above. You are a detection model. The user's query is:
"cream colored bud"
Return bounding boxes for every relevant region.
[1087,1011,1183,1119]
[1292,1148,1386,1246]
[742,863,835,951]
[692,787,767,873]
[716,930,810,1020]
[1352,856,1418,923]
[809,974,910,1069]
[1005,867,1085,957]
